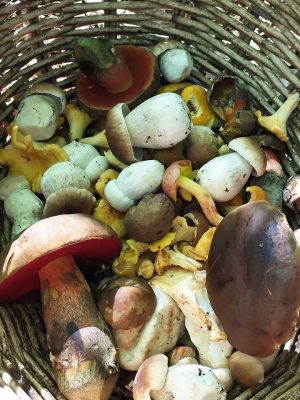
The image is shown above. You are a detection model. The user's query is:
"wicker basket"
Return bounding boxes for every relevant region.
[0,1,300,399]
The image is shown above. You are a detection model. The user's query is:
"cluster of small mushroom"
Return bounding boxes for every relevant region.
[0,37,300,400]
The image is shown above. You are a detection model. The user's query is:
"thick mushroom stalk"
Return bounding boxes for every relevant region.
[196,137,267,202]
[0,214,122,400]
[255,92,299,142]
[39,255,119,399]
[162,160,223,226]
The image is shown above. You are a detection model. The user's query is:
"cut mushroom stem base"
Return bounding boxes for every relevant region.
[38,255,119,400]
[176,175,223,226]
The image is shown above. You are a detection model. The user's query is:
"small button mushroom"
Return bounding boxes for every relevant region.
[96,276,157,330]
[228,351,264,387]
[63,141,109,182]
[152,40,187,57]
[283,175,300,212]
[106,93,191,164]
[25,82,66,114]
[124,193,175,242]
[0,214,122,400]
[185,125,221,169]
[158,48,193,83]
[14,94,59,141]
[0,175,44,238]
[111,286,185,371]
[104,160,165,212]
[196,137,266,202]
[206,201,300,357]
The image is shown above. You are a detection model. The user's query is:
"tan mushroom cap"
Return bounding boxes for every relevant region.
[133,354,168,400]
[228,137,267,176]
[43,188,96,218]
[106,103,136,164]
[206,201,300,357]
[0,214,121,302]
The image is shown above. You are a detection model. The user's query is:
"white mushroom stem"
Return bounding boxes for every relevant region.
[104,160,165,212]
[63,142,109,182]
[112,287,185,371]
[14,94,59,141]
[0,175,44,238]
[159,48,193,83]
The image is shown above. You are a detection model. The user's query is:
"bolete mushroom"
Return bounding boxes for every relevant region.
[96,276,157,330]
[124,193,175,242]
[206,201,300,357]
[75,39,160,117]
[0,214,122,400]
[105,93,191,164]
[111,286,185,371]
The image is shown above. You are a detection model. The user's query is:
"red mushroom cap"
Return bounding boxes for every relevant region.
[0,214,122,302]
[76,45,160,117]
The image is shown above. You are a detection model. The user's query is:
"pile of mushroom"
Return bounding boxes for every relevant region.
[0,36,300,400]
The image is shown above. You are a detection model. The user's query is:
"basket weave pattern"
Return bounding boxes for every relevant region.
[0,1,300,399]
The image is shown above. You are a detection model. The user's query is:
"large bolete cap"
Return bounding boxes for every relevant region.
[0,214,122,302]
[206,201,300,357]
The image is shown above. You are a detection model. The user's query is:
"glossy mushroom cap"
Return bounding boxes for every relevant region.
[206,201,300,357]
[0,214,122,302]
[96,276,157,330]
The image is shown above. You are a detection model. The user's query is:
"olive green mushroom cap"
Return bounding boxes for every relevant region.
[206,201,300,357]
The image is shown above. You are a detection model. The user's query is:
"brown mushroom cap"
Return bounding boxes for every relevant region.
[96,276,157,330]
[124,193,175,242]
[206,201,300,357]
[43,188,96,218]
[0,214,122,302]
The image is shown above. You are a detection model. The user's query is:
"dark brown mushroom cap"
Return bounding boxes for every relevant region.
[206,201,300,357]
[0,214,122,302]
[43,188,96,218]
[124,193,175,242]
